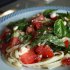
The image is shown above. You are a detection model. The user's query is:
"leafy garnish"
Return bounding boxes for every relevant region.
[58,12,70,20]
[31,32,65,47]
[54,19,67,38]
[17,19,29,30]
[43,9,56,17]
[19,33,32,44]
[47,34,65,46]
[7,19,29,31]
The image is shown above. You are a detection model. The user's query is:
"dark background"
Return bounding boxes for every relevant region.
[0,0,70,13]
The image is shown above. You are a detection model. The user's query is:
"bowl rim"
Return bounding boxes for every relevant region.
[0,6,70,24]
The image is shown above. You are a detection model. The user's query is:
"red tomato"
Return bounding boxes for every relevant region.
[32,22,42,30]
[26,26,35,34]
[64,40,69,48]
[62,57,70,65]
[20,49,37,64]
[31,14,45,30]
[32,14,46,23]
[0,28,11,40]
[35,45,54,58]
[35,55,42,62]
[9,37,20,47]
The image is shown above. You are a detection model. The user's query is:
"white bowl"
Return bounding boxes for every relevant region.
[0,6,70,70]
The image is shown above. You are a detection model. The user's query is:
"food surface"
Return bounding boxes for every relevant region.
[0,9,70,69]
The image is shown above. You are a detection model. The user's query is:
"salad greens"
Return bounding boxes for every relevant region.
[43,9,56,17]
[54,19,67,38]
[0,9,70,54]
[7,19,29,31]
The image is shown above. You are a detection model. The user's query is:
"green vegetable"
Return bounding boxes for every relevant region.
[43,9,56,17]
[58,12,70,20]
[17,19,29,30]
[19,33,32,44]
[52,46,66,52]
[31,33,48,46]
[7,19,29,31]
[66,24,70,37]
[24,34,32,44]
[54,19,67,38]
[31,32,65,47]
[0,39,2,44]
[47,34,65,46]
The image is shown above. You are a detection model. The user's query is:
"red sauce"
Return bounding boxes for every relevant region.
[62,57,70,66]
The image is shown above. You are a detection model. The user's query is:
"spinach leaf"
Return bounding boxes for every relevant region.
[7,18,29,31]
[19,34,32,44]
[58,12,70,20]
[31,33,48,46]
[54,19,67,38]
[17,19,29,30]
[43,9,56,17]
[52,45,66,52]
[47,34,65,47]
[31,33,65,47]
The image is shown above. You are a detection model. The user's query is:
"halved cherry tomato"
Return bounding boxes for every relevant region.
[20,49,37,64]
[35,45,54,58]
[31,14,45,30]
[32,22,42,30]
[64,40,69,48]
[62,57,70,65]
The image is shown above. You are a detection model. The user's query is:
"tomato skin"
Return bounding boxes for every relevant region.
[35,55,42,62]
[31,14,45,30]
[35,45,54,58]
[43,45,54,58]
[20,49,37,64]
[0,28,11,40]
[62,57,70,65]
[32,22,42,30]
[9,37,20,47]
[64,40,69,48]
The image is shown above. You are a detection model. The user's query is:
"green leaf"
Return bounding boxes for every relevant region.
[43,9,56,17]
[58,12,70,20]
[54,19,67,38]
[17,19,29,30]
[47,34,65,46]
[19,34,32,44]
[31,33,65,47]
[7,18,29,31]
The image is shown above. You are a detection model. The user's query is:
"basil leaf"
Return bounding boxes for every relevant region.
[58,12,70,20]
[17,19,29,30]
[54,19,67,38]
[43,9,56,17]
[47,34,65,47]
[31,33,65,47]
[66,23,70,37]
[7,19,29,31]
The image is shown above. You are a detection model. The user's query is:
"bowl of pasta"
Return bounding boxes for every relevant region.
[0,6,70,70]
